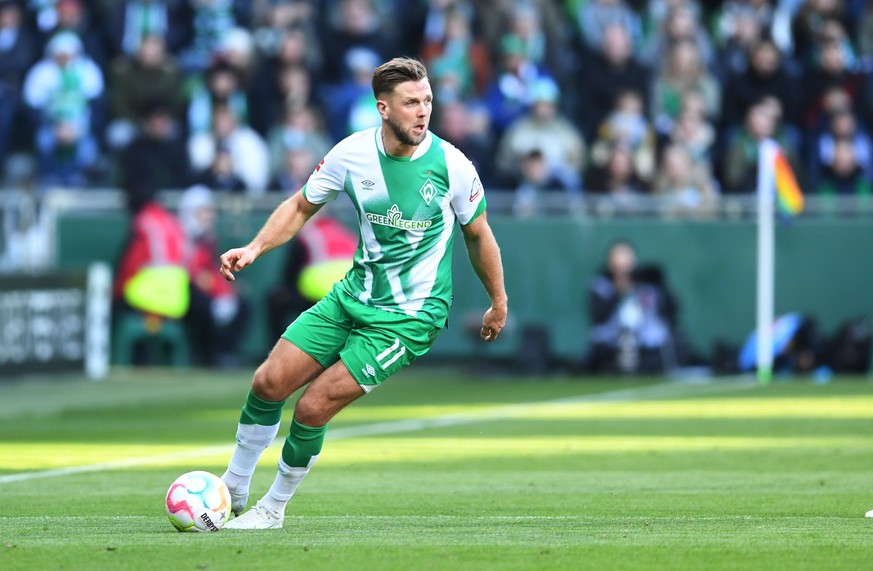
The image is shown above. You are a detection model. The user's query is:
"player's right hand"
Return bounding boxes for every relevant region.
[219,247,257,282]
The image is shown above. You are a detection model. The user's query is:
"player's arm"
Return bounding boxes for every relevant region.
[220,191,322,282]
[461,212,508,342]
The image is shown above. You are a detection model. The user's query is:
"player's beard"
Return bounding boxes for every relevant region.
[386,115,427,147]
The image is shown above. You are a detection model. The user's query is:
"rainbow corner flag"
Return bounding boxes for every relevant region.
[773,149,804,216]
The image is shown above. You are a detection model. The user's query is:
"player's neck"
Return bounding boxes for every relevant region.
[380,127,418,158]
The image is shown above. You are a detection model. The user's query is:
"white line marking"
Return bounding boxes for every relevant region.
[0,378,756,486]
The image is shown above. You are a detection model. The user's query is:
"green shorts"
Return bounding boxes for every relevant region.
[281,287,442,392]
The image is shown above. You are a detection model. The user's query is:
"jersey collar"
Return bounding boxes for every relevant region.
[376,127,433,161]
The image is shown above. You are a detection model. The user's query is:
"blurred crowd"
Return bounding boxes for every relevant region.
[1,0,873,215]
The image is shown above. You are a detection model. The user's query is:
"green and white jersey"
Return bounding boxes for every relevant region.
[302,127,486,327]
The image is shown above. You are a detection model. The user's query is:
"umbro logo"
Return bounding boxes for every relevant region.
[361,179,375,189]
[362,364,376,378]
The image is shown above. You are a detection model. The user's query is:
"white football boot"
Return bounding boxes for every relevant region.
[224,500,284,530]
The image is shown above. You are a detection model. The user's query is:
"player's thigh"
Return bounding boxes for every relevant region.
[281,289,354,368]
[339,318,441,393]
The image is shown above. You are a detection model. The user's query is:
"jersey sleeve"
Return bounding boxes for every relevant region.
[446,145,487,225]
[301,144,345,204]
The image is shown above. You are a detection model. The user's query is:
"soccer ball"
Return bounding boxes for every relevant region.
[165,470,232,532]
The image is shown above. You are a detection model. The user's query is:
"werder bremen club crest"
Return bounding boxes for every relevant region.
[419,178,436,205]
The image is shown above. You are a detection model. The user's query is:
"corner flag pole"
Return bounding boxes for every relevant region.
[755,139,777,384]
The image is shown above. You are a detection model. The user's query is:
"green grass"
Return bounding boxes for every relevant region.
[1,369,872,570]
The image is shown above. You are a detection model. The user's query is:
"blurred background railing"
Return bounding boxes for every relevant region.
[3,187,872,377]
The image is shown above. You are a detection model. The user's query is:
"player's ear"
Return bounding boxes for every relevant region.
[376,98,389,120]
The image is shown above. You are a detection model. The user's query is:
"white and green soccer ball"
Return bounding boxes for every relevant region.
[165,470,232,532]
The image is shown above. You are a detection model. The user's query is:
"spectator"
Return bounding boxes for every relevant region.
[319,46,381,142]
[248,26,323,135]
[112,178,191,365]
[266,103,330,183]
[722,98,799,193]
[270,144,317,194]
[196,142,247,192]
[187,60,248,137]
[644,3,716,71]
[421,5,491,101]
[434,99,498,188]
[652,142,718,214]
[584,240,680,374]
[109,0,188,58]
[495,77,585,190]
[721,38,800,131]
[177,0,239,73]
[590,145,647,201]
[318,0,396,84]
[216,26,257,89]
[816,138,873,196]
[512,149,574,217]
[576,23,650,140]
[0,0,39,168]
[484,33,557,135]
[506,1,569,83]
[119,99,190,191]
[106,33,184,149]
[647,0,704,31]
[249,0,319,60]
[575,0,643,53]
[188,103,270,193]
[588,89,657,186]
[712,0,771,79]
[650,39,721,135]
[800,38,870,133]
[810,107,873,187]
[790,0,852,65]
[27,0,60,34]
[265,211,357,340]
[22,31,103,186]
[178,185,249,367]
[40,0,107,68]
[668,91,717,170]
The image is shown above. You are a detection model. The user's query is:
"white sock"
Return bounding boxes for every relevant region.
[260,456,318,515]
[222,422,280,493]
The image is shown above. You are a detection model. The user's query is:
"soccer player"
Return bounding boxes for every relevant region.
[218,57,508,529]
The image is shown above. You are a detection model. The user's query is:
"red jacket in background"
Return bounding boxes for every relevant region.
[113,201,189,300]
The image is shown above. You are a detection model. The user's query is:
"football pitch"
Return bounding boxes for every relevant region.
[1,369,872,570]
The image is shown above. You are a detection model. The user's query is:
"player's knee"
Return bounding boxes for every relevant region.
[251,361,287,402]
[293,393,330,426]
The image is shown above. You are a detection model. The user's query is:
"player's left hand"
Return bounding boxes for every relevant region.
[480,304,507,342]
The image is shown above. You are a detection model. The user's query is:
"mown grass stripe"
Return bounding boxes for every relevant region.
[0,378,756,485]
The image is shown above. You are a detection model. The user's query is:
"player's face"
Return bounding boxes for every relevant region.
[381,78,433,147]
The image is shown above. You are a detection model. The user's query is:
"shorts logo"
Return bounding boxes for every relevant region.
[361,179,375,189]
[419,178,437,205]
[365,204,432,230]
[376,338,406,370]
[362,364,376,378]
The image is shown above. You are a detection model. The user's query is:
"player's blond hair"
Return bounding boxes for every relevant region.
[371,57,428,98]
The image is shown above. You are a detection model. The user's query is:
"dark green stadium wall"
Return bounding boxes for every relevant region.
[56,213,873,365]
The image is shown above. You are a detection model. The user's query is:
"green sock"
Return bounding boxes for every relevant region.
[239,390,286,425]
[281,419,327,468]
